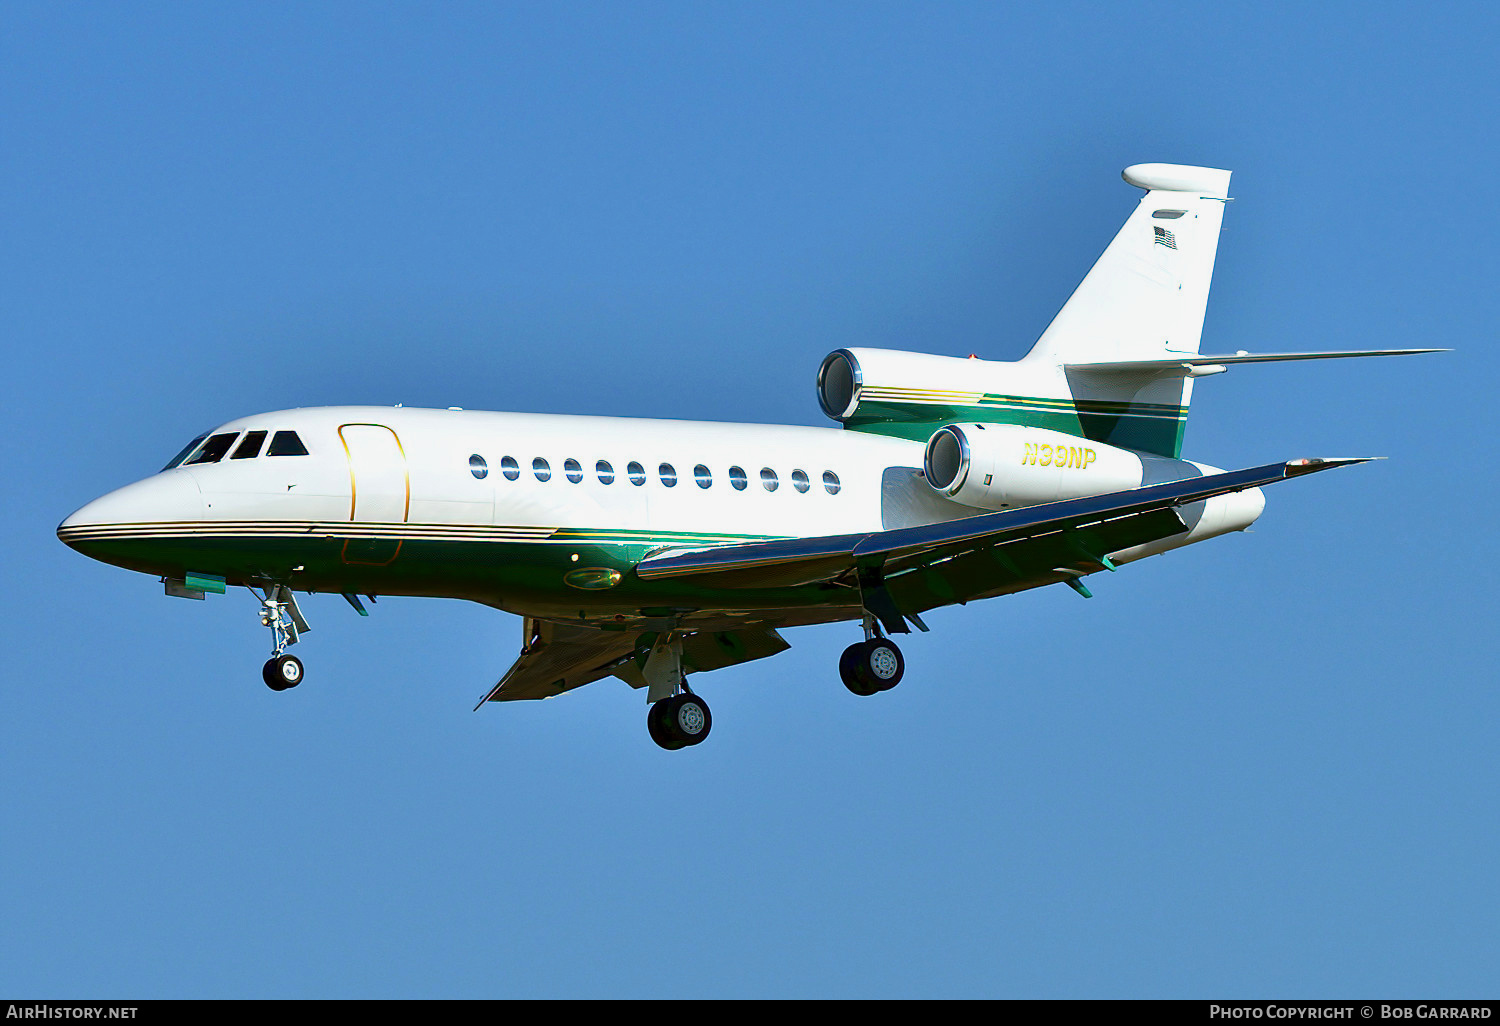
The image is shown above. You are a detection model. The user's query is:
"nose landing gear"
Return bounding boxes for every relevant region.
[253,584,310,691]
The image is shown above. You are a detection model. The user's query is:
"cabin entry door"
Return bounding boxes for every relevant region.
[340,423,409,565]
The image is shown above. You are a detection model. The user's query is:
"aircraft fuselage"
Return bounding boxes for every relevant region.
[58,405,1259,632]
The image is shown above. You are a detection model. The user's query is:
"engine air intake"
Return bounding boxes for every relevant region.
[817,350,861,420]
[923,426,968,492]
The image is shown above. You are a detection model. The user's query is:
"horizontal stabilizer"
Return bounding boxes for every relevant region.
[1068,349,1446,375]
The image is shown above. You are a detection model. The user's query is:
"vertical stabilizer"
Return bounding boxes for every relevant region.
[818,165,1237,458]
[1022,163,1232,367]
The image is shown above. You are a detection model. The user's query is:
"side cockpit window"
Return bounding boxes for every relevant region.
[162,433,210,471]
[184,432,240,466]
[266,431,309,457]
[231,431,268,459]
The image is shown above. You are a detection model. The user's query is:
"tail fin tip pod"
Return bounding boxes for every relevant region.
[1120,163,1232,197]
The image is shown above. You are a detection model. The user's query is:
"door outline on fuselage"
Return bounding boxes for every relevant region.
[338,423,410,566]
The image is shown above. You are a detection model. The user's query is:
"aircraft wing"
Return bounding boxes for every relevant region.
[480,458,1364,704]
[637,458,1368,616]
[475,618,791,705]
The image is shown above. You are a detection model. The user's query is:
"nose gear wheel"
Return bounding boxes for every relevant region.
[263,654,304,691]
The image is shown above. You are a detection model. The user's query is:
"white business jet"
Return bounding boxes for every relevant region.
[59,164,1437,749]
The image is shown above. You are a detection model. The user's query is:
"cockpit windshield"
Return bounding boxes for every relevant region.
[162,428,310,471]
[161,434,209,471]
[231,431,268,459]
[184,432,241,466]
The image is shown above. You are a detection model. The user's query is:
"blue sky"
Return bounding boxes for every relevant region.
[3,1,1496,998]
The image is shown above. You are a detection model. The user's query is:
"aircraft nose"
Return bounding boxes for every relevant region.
[57,472,205,550]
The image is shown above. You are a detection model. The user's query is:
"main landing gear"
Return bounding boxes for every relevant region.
[253,584,310,692]
[640,633,712,750]
[639,617,904,748]
[839,619,905,696]
[647,692,712,750]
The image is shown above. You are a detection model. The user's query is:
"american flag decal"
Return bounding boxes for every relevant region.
[1154,225,1177,249]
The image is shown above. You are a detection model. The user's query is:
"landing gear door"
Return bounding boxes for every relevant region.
[340,423,409,565]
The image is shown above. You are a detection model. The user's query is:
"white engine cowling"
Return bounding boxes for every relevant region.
[923,423,1148,509]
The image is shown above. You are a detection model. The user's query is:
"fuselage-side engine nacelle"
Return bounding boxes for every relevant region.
[923,423,1150,510]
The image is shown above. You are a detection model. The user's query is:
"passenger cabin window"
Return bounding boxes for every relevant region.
[823,471,841,495]
[760,468,778,492]
[596,460,615,484]
[162,434,209,471]
[694,465,712,488]
[266,431,309,457]
[791,470,810,493]
[185,432,240,466]
[231,431,268,460]
[564,459,583,483]
[659,463,677,487]
[501,456,520,481]
[533,457,551,482]
[728,466,748,491]
[469,455,489,479]
[628,462,646,486]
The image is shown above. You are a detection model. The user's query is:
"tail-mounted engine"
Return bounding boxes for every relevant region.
[816,347,1059,441]
[922,423,1149,510]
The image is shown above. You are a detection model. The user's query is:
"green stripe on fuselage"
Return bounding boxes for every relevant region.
[846,395,1188,458]
[67,529,831,620]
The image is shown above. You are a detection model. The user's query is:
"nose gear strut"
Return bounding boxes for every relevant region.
[251,584,310,691]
